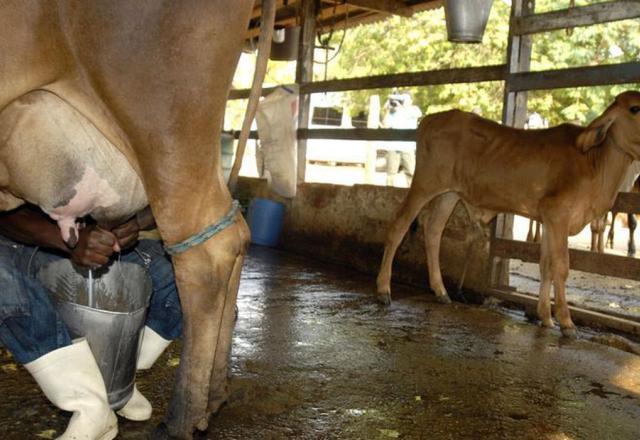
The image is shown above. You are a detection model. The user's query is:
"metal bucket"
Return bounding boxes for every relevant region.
[444,0,494,43]
[38,260,152,410]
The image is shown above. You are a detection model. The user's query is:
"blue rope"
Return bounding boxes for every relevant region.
[164,200,241,256]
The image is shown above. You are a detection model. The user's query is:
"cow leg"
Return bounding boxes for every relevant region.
[545,221,576,337]
[377,186,440,304]
[206,219,250,419]
[159,216,249,438]
[422,192,459,303]
[537,226,554,328]
[628,213,637,257]
[607,212,617,249]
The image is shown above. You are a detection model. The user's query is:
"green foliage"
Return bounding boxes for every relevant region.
[318,0,640,125]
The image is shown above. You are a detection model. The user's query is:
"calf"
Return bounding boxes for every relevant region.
[377,92,640,337]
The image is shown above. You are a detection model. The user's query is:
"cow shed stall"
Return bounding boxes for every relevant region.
[232,0,640,337]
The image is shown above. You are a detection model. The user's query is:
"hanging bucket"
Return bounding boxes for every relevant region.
[247,198,285,247]
[270,26,300,61]
[444,0,494,43]
[221,132,236,183]
[38,260,152,410]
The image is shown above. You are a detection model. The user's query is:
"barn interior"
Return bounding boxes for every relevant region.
[2,1,640,439]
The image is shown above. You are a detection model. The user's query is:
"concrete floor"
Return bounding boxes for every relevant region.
[1,246,640,439]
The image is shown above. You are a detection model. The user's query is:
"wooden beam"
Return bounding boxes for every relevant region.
[486,288,640,336]
[229,64,506,99]
[296,0,318,183]
[491,237,640,281]
[513,1,640,36]
[508,62,640,92]
[301,64,505,93]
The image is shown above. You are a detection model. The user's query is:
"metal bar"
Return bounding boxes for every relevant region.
[513,1,640,36]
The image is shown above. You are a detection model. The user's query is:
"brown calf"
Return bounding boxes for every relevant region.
[377,92,640,337]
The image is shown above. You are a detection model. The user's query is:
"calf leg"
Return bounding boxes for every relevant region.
[628,213,637,257]
[545,221,576,337]
[590,215,606,253]
[606,212,617,249]
[377,186,441,304]
[422,192,459,303]
[537,227,554,328]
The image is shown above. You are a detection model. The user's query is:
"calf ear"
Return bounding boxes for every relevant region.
[576,117,614,152]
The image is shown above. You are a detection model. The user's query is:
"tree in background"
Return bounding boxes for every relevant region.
[322,0,640,125]
[227,1,640,129]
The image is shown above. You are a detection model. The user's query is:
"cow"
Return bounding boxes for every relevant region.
[0,1,273,438]
[376,92,640,338]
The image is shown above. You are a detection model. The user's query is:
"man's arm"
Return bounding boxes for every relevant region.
[0,205,68,251]
[0,205,119,268]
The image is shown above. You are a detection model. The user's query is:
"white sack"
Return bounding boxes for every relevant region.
[255,85,298,198]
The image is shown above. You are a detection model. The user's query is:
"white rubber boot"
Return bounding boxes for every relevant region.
[25,339,118,440]
[116,326,172,421]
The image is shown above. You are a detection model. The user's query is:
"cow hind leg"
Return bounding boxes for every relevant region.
[159,219,249,439]
[545,220,576,338]
[628,213,637,257]
[376,186,442,304]
[537,226,554,329]
[590,215,606,253]
[422,192,459,303]
[206,218,250,421]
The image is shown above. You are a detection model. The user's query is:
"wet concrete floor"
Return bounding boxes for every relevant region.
[1,246,640,439]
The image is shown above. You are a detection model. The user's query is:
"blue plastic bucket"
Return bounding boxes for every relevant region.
[247,198,285,247]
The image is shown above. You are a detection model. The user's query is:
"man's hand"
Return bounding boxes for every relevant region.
[70,225,118,268]
[111,217,140,251]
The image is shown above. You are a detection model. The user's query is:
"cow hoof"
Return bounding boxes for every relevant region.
[434,294,451,304]
[377,292,392,306]
[540,318,555,329]
[561,327,578,339]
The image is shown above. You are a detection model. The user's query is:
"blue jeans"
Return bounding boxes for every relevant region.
[0,238,182,364]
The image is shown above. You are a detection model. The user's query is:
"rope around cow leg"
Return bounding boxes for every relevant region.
[163,201,240,256]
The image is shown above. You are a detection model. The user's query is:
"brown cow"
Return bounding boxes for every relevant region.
[0,1,273,438]
[377,92,640,338]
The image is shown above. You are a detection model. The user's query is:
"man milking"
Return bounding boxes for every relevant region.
[0,204,182,439]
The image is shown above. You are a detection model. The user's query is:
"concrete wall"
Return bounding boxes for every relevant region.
[236,177,492,298]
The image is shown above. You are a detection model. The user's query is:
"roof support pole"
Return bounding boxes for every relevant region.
[295,0,318,184]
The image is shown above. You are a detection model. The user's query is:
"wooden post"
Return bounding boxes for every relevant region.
[491,0,535,288]
[295,0,317,184]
